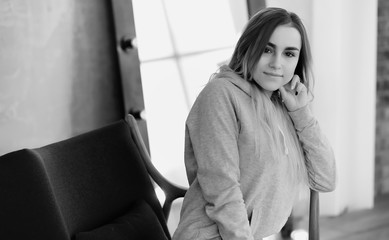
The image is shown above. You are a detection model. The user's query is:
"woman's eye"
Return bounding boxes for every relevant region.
[285,52,296,57]
[264,47,273,53]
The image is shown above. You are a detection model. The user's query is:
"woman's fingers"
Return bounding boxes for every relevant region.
[295,81,306,95]
[291,75,300,90]
[279,85,289,99]
[279,79,310,111]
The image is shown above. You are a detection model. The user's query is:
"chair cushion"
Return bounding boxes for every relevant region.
[74,200,168,240]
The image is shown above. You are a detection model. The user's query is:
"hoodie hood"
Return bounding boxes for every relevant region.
[214,70,254,98]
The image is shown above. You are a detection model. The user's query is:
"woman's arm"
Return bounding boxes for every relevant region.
[288,105,337,192]
[280,78,336,192]
[186,79,254,240]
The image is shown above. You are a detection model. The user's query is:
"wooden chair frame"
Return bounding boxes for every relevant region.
[126,114,320,239]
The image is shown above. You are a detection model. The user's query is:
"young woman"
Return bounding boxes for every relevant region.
[172,7,336,240]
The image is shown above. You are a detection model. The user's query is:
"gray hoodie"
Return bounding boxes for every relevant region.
[172,75,336,240]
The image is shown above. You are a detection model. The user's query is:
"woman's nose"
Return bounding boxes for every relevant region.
[269,55,282,69]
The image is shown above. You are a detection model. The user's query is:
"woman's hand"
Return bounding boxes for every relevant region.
[279,75,312,112]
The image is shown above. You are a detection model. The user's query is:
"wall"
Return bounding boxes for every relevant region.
[312,0,377,215]
[0,0,124,156]
[376,0,389,195]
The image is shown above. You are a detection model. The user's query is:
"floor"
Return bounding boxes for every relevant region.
[167,194,389,240]
[289,193,389,240]
[315,194,389,240]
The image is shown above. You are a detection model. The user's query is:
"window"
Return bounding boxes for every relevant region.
[133,0,248,186]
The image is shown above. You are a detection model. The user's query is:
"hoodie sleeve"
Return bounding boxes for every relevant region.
[288,105,337,192]
[186,79,254,240]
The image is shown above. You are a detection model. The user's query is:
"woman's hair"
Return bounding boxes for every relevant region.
[213,7,313,185]
[229,7,313,91]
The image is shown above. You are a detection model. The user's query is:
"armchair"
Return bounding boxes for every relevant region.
[0,114,186,240]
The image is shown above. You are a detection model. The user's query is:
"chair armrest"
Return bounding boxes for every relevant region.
[125,114,187,220]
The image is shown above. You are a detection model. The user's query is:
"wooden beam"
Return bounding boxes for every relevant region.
[246,0,266,18]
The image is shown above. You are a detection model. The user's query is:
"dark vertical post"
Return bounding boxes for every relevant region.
[109,0,149,150]
[246,0,266,18]
[309,190,320,240]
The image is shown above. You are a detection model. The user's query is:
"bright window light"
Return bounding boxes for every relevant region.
[291,229,309,240]
[155,186,166,206]
[132,0,248,187]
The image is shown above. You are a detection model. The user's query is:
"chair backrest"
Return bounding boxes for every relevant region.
[0,119,169,239]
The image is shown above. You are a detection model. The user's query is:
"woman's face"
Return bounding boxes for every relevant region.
[252,24,301,94]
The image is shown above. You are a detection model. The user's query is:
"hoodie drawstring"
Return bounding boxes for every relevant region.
[278,125,289,155]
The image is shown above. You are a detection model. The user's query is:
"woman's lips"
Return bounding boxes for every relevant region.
[264,72,283,77]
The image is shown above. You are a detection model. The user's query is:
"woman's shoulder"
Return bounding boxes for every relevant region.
[197,75,235,98]
[190,68,252,112]
[205,73,252,99]
[206,76,236,91]
[190,76,239,112]
[188,75,241,124]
